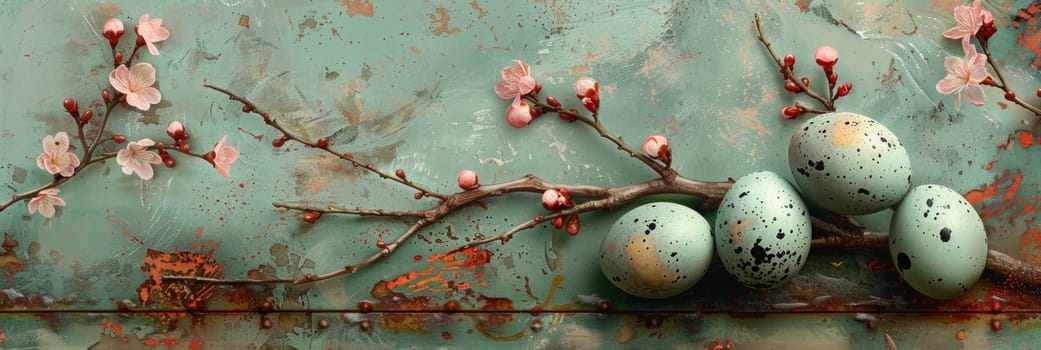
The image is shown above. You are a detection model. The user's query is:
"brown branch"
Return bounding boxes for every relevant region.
[753,13,835,111]
[978,41,1041,118]
[0,153,119,213]
[203,84,447,200]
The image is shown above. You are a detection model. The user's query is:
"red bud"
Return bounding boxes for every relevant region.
[783,82,801,93]
[395,169,406,179]
[102,89,111,103]
[63,98,78,113]
[801,77,810,86]
[581,97,598,114]
[828,72,838,85]
[836,83,852,97]
[781,106,802,119]
[242,105,253,113]
[1006,91,1017,101]
[178,143,190,153]
[552,216,564,229]
[80,110,94,124]
[414,192,424,200]
[1036,88,1041,98]
[316,137,329,148]
[164,157,176,168]
[546,96,561,109]
[114,51,123,66]
[303,211,321,224]
[112,135,126,143]
[135,35,145,47]
[272,136,286,148]
[565,214,580,236]
[375,240,387,249]
[783,54,795,68]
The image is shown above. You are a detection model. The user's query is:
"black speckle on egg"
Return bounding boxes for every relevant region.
[897,252,911,270]
[940,227,952,242]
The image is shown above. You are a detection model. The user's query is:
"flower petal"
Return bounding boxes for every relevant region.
[133,159,155,180]
[130,63,157,88]
[963,84,986,106]
[136,87,162,104]
[53,132,70,152]
[495,80,516,99]
[109,65,131,94]
[38,200,56,218]
[126,93,151,111]
[936,76,964,95]
[116,148,132,167]
[146,42,160,56]
[36,153,50,173]
[42,134,58,155]
[40,188,60,196]
[27,197,39,214]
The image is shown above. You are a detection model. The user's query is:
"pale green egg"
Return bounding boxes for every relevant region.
[714,171,812,289]
[599,202,714,299]
[788,112,912,215]
[889,184,987,299]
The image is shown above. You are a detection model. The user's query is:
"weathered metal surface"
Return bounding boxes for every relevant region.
[2,0,1041,348]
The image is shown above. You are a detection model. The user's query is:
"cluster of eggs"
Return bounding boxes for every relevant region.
[599,112,987,299]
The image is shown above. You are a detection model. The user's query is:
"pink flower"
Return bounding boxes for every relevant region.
[942,0,993,44]
[505,97,535,128]
[27,188,65,219]
[36,132,81,177]
[167,121,185,140]
[103,18,124,47]
[814,46,838,71]
[642,135,669,158]
[109,63,162,111]
[542,189,571,210]
[211,135,240,178]
[136,14,170,55]
[457,170,479,190]
[936,40,989,110]
[574,77,599,113]
[494,60,537,100]
[117,138,162,180]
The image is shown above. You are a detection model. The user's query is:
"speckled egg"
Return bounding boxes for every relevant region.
[889,184,987,299]
[599,202,714,299]
[788,112,912,215]
[714,171,811,289]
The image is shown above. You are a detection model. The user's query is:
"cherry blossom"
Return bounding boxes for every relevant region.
[505,97,535,128]
[36,132,81,177]
[103,18,124,47]
[27,188,65,219]
[117,138,162,180]
[936,40,989,110]
[494,60,537,100]
[211,135,240,178]
[942,0,993,44]
[109,63,162,111]
[456,170,479,190]
[136,14,170,55]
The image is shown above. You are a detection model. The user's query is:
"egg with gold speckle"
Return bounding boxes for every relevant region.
[788,112,912,215]
[715,171,812,289]
[599,202,714,299]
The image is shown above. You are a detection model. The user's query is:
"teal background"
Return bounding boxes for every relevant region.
[2,0,1041,348]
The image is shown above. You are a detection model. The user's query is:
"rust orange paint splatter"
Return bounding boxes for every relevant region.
[340,0,374,17]
[0,233,27,281]
[137,248,224,306]
[384,247,493,294]
[1015,2,1041,68]
[965,169,1025,223]
[102,319,123,337]
[429,7,461,36]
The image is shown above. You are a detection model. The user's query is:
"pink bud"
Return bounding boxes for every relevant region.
[542,189,571,210]
[103,18,124,47]
[641,135,668,159]
[505,98,534,128]
[167,121,185,140]
[457,170,479,190]
[574,77,599,107]
[814,46,838,71]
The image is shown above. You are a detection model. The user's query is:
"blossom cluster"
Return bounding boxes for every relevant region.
[935,0,996,110]
[24,14,238,219]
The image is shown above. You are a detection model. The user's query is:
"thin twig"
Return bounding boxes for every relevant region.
[978,41,1041,117]
[754,13,835,111]
[203,84,447,200]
